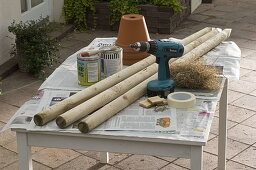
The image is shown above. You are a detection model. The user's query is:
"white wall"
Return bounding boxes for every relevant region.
[0,0,64,66]
[191,0,202,13]
[0,0,21,65]
[53,0,64,23]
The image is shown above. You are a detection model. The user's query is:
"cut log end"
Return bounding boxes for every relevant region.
[78,122,89,133]
[34,114,44,126]
[56,116,67,129]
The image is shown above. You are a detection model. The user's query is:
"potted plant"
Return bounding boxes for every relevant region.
[8,17,59,77]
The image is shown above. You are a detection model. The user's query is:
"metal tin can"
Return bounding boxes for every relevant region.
[100,46,123,78]
[77,53,101,86]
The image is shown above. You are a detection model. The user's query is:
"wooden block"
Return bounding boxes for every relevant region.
[156,99,168,106]
[139,99,153,108]
[147,96,165,105]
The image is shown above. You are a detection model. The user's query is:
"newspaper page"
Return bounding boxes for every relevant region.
[95,100,177,132]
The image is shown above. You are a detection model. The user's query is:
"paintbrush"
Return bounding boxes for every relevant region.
[80,46,118,57]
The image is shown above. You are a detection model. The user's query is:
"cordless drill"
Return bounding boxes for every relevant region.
[130,39,184,98]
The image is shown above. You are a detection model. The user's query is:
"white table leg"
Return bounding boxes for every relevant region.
[16,132,33,170]
[191,146,203,170]
[218,79,228,170]
[100,152,109,163]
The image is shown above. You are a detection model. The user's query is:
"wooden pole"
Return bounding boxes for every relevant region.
[173,29,232,64]
[56,64,158,128]
[183,28,221,54]
[180,27,212,45]
[33,55,156,126]
[78,74,157,133]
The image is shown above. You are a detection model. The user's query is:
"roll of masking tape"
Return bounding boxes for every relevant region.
[167,92,196,108]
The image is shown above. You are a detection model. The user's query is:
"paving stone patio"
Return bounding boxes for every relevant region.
[1,0,256,169]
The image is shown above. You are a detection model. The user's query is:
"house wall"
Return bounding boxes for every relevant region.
[53,0,65,23]
[0,0,64,66]
[191,0,202,13]
[0,0,21,65]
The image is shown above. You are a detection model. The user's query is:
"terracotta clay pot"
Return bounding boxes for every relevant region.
[116,14,150,65]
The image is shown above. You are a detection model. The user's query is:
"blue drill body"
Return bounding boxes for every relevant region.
[130,39,184,98]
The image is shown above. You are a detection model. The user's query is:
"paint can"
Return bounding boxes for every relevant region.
[77,53,101,86]
[100,46,123,78]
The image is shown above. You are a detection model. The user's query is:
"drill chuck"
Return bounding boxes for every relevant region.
[129,42,151,52]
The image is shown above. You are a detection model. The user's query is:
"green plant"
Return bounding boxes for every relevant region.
[8,17,59,77]
[63,0,95,31]
[109,0,139,25]
[149,0,183,13]
[63,0,183,30]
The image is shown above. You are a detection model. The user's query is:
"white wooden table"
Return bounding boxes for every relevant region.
[14,78,228,170]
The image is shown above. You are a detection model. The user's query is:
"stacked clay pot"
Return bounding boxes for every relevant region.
[116,14,150,65]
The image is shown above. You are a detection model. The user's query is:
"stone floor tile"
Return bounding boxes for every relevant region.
[241,71,256,83]
[232,29,256,41]
[187,14,211,22]
[232,95,256,111]
[227,90,245,104]
[0,101,19,123]
[227,105,255,123]
[242,114,256,128]
[239,47,256,58]
[232,146,256,168]
[244,51,256,60]
[210,116,237,135]
[154,156,177,163]
[3,160,52,170]
[0,146,18,169]
[0,81,42,107]
[161,163,188,170]
[54,155,97,170]
[228,80,256,94]
[1,71,38,93]
[226,160,255,170]
[239,39,256,50]
[240,58,256,70]
[32,148,80,168]
[115,155,169,170]
[204,137,249,159]
[69,30,117,43]
[3,140,44,154]
[208,133,217,141]
[251,90,256,97]
[228,124,256,145]
[82,151,130,165]
[239,68,253,77]
[0,129,16,146]
[173,152,218,170]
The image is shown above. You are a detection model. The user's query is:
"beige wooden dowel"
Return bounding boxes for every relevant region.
[180,27,212,45]
[183,28,221,54]
[56,64,158,128]
[33,55,156,126]
[173,29,232,64]
[78,74,157,133]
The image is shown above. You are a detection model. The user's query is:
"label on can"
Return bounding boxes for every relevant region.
[100,46,123,78]
[77,54,100,86]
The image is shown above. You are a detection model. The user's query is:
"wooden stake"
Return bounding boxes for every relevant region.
[183,28,221,54]
[173,29,232,64]
[33,55,156,126]
[180,27,212,45]
[78,74,157,133]
[56,64,158,128]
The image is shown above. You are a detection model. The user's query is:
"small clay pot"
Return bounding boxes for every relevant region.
[116,14,150,65]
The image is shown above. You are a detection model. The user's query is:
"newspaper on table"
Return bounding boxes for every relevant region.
[38,37,241,92]
[2,37,236,142]
[2,86,217,141]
